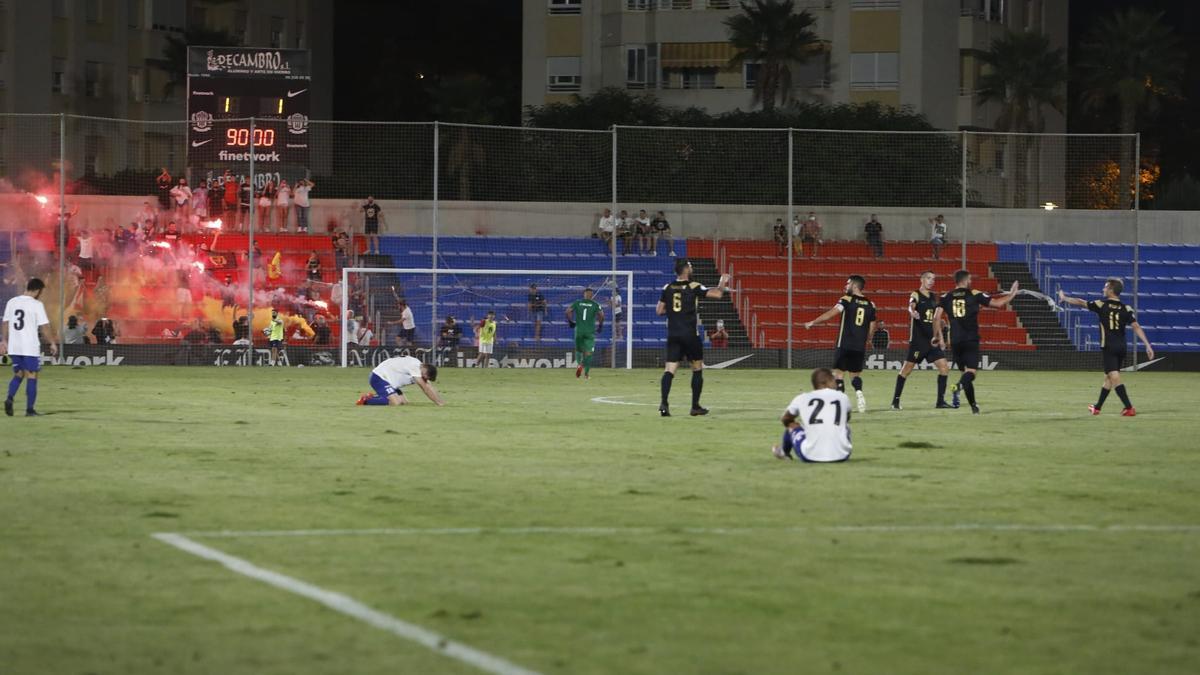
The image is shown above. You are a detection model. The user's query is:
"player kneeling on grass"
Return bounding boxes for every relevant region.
[773,368,852,463]
[356,356,445,407]
[1059,279,1153,416]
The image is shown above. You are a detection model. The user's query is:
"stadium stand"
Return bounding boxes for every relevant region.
[999,242,1200,351]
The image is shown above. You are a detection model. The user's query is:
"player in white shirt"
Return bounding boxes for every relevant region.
[2,278,59,417]
[772,368,853,463]
[356,356,445,407]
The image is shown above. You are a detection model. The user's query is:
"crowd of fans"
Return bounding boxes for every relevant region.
[597,208,676,256]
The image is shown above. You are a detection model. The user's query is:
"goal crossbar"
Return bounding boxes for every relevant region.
[341,267,635,368]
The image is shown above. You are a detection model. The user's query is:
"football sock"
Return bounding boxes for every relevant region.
[7,376,20,400]
[836,379,845,392]
[892,374,906,402]
[780,429,795,456]
[691,370,703,408]
[365,395,390,406]
[937,374,948,402]
[583,353,592,375]
[660,372,673,406]
[851,376,863,392]
[1095,387,1111,410]
[959,371,977,407]
[1115,384,1132,409]
[25,379,37,411]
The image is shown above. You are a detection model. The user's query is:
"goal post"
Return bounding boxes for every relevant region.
[341,267,635,369]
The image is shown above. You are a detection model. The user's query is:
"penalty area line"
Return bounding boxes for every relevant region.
[151,532,542,675]
[176,524,1200,539]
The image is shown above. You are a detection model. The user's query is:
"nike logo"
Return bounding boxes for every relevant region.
[707,354,754,370]
[1123,357,1164,372]
[191,139,213,147]
[287,89,307,97]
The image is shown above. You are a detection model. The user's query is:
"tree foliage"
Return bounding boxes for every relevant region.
[724,0,822,111]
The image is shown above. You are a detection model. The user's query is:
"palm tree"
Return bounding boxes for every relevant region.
[1077,8,1183,136]
[977,31,1067,207]
[724,0,821,112]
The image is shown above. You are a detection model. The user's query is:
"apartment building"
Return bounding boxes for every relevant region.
[522,0,1067,133]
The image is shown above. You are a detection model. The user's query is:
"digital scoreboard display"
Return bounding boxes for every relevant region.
[187,47,310,186]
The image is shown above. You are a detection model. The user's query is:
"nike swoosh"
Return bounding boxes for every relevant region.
[287,89,307,97]
[707,354,754,370]
[191,139,213,147]
[1122,357,1164,372]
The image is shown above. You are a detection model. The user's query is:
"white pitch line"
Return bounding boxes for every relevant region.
[177,524,1200,539]
[152,533,543,675]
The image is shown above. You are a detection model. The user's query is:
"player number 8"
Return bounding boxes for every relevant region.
[854,307,865,326]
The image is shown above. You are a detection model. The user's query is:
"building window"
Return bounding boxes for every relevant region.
[681,69,716,89]
[84,135,101,176]
[85,61,102,98]
[295,20,305,48]
[625,45,658,89]
[151,0,185,32]
[707,0,733,9]
[128,67,143,102]
[270,16,285,48]
[52,0,67,18]
[850,0,900,9]
[743,62,759,89]
[962,0,1005,22]
[548,0,582,14]
[658,0,694,8]
[850,52,898,90]
[52,58,66,94]
[233,9,248,43]
[85,0,102,23]
[626,0,651,9]
[190,5,206,28]
[127,0,140,28]
[547,56,582,92]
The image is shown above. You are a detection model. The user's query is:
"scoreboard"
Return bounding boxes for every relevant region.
[187,47,310,187]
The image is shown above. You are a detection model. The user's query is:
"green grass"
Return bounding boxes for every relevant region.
[2,366,1199,674]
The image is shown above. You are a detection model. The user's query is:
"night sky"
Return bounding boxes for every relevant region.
[331,0,1200,173]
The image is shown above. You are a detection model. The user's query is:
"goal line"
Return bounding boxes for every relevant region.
[341,267,636,369]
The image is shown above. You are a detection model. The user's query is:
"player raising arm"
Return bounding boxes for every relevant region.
[656,259,730,417]
[772,368,853,463]
[2,278,59,417]
[356,356,444,407]
[803,275,877,412]
[931,271,1017,414]
[1059,279,1153,416]
[566,288,604,380]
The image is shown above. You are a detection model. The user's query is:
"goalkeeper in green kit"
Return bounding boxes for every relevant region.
[567,288,604,380]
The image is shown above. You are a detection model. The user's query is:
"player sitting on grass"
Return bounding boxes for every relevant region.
[1059,280,1153,416]
[773,368,853,463]
[356,355,445,407]
[567,288,604,380]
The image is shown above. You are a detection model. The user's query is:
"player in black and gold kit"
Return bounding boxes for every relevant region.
[892,271,952,410]
[932,270,1018,414]
[656,259,730,417]
[1059,279,1154,416]
[804,275,877,412]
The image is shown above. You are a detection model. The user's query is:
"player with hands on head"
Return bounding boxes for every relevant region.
[1058,279,1153,416]
[656,260,730,417]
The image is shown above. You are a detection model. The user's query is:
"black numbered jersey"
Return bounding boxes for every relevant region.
[1088,298,1136,351]
[836,295,876,351]
[661,280,708,337]
[939,288,992,344]
[908,289,939,344]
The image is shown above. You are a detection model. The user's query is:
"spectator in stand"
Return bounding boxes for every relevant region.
[220,275,236,310]
[276,179,292,233]
[361,196,384,255]
[192,180,210,222]
[864,214,884,258]
[170,178,192,225]
[929,214,948,259]
[650,210,675,257]
[616,209,633,255]
[333,231,350,272]
[156,168,172,210]
[438,315,463,365]
[63,315,89,344]
[239,178,252,232]
[598,208,617,254]
[633,209,652,254]
[222,172,239,230]
[136,201,158,235]
[175,282,191,319]
[353,320,375,347]
[163,221,182,249]
[709,319,729,349]
[773,218,788,256]
[306,251,322,282]
[800,211,823,257]
[92,317,117,345]
[312,313,332,346]
[77,228,95,273]
[611,289,624,340]
[206,322,222,344]
[528,283,548,343]
[257,179,276,232]
[183,319,208,344]
[293,178,313,233]
[232,313,250,345]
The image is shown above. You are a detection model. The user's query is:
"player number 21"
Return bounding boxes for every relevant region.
[807,398,843,425]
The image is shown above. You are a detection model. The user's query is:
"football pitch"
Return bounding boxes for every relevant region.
[2,366,1198,674]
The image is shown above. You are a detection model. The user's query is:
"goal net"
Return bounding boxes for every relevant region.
[339,267,635,369]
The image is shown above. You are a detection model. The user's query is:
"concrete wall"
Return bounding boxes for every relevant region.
[2,194,1194,244]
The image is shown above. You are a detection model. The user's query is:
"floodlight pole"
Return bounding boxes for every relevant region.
[1132,132,1141,368]
[786,129,794,368]
[57,113,66,358]
[960,130,968,269]
[247,117,256,366]
[431,121,440,364]
[610,125,618,369]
